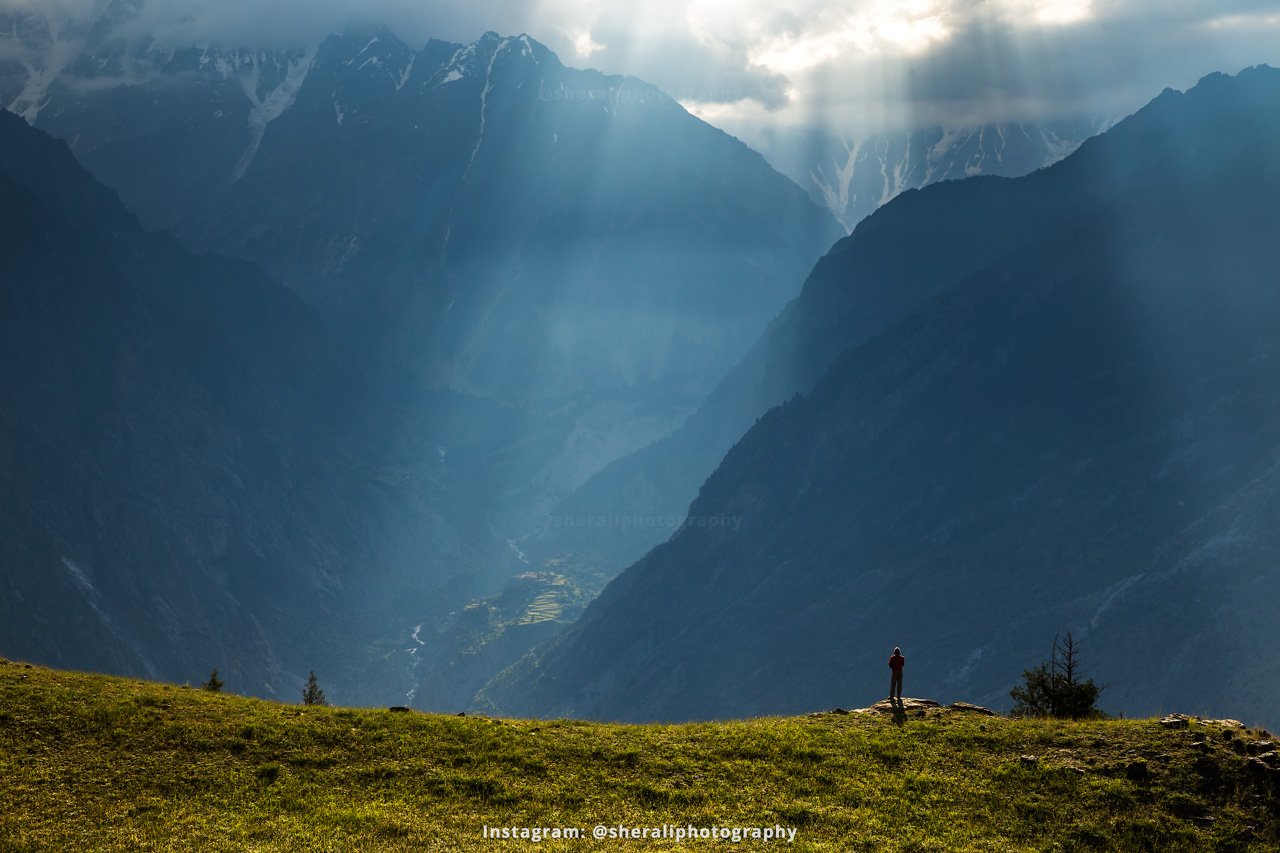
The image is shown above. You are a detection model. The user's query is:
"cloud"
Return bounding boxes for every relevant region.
[684,0,1280,137]
[3,0,1278,135]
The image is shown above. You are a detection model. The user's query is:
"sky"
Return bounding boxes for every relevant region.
[7,0,1280,137]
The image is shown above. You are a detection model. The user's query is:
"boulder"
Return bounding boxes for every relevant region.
[1206,719,1246,729]
[861,698,941,714]
[949,702,999,716]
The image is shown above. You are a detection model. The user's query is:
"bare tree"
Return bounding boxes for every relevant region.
[1011,631,1104,719]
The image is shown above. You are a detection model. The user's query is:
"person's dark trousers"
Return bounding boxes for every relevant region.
[890,671,903,699]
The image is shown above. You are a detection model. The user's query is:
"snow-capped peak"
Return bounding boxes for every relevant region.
[430,31,550,87]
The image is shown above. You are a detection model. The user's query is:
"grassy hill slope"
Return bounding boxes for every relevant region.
[1,658,1276,851]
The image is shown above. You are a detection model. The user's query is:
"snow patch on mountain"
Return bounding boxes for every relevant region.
[10,59,60,120]
[461,38,508,181]
[769,119,1117,231]
[1,9,87,120]
[231,46,316,180]
[812,137,857,215]
[1038,125,1087,163]
[395,53,414,90]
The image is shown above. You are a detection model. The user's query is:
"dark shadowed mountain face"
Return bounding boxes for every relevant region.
[0,110,519,703]
[484,67,1280,728]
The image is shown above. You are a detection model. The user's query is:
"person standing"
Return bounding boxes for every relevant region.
[888,647,905,701]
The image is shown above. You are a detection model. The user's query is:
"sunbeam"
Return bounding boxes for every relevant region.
[3,4,1280,840]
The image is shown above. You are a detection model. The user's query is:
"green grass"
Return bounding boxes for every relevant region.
[1,658,1276,851]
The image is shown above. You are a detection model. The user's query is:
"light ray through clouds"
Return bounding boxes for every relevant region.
[585,0,1276,138]
[3,0,1277,135]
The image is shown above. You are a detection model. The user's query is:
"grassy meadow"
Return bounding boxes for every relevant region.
[1,658,1276,851]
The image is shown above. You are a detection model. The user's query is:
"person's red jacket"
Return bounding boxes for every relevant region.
[889,653,905,671]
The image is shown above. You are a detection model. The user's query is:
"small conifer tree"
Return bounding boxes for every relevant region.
[302,670,328,706]
[1011,631,1103,719]
[203,668,224,692]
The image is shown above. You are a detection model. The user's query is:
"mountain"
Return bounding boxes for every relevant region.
[484,66,1280,727]
[518,123,1118,591]
[1,8,843,709]
[758,119,1113,231]
[4,6,842,542]
[520,117,1112,581]
[0,108,517,703]
[4,12,841,405]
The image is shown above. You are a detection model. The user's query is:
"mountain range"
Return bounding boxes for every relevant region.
[485,66,1280,728]
[514,119,1118,613]
[3,7,843,540]
[507,122,1123,611]
[4,4,1277,727]
[5,9,840,402]
[1,7,844,708]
